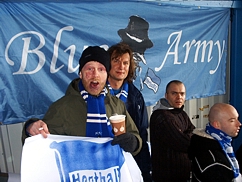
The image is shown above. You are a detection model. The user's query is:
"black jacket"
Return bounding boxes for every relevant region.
[188,129,234,182]
[126,82,152,181]
[150,98,195,182]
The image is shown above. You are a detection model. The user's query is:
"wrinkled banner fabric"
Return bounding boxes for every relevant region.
[21,135,143,182]
[0,1,230,124]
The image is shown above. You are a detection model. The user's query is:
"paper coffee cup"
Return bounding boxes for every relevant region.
[109,115,126,136]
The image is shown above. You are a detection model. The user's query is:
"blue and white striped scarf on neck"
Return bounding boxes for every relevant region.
[206,123,240,178]
[107,81,129,103]
[78,81,113,138]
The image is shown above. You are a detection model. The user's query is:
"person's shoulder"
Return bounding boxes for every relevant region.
[127,82,144,99]
[190,132,221,156]
[192,129,213,139]
[128,82,140,93]
[150,109,167,120]
[50,94,84,109]
[52,83,84,107]
[152,108,171,114]
[180,105,189,117]
[128,82,137,90]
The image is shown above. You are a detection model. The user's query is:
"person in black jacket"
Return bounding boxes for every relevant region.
[150,80,195,182]
[236,144,242,173]
[188,103,242,182]
[107,43,152,182]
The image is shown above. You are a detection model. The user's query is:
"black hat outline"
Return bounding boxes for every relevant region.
[118,15,153,50]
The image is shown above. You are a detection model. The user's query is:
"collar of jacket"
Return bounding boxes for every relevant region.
[192,128,215,140]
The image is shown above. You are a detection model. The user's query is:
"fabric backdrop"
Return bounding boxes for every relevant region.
[0,1,230,124]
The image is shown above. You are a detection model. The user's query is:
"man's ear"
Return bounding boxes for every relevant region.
[79,72,82,79]
[212,121,220,129]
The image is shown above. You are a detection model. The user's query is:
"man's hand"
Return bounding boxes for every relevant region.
[27,120,50,138]
[111,133,138,153]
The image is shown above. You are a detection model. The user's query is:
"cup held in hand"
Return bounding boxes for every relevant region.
[109,115,126,136]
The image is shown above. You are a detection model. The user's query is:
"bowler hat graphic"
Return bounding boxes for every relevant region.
[118,15,153,52]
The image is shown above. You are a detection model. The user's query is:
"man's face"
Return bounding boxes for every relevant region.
[218,106,241,137]
[80,61,107,96]
[165,83,186,108]
[109,52,130,82]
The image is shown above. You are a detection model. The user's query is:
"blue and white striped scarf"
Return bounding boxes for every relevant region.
[107,81,129,103]
[79,81,113,138]
[206,123,240,178]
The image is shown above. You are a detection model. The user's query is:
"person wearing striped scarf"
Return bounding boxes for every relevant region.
[188,103,242,182]
[22,46,142,156]
[107,43,152,182]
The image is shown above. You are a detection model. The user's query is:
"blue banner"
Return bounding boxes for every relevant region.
[0,1,230,124]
